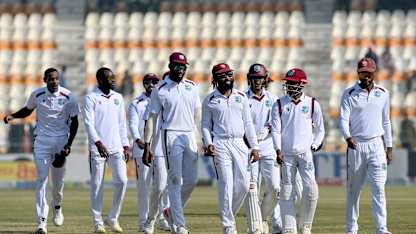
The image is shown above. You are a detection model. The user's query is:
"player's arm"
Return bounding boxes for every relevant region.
[118,97,130,161]
[128,102,144,149]
[242,97,259,162]
[201,98,215,156]
[339,91,356,149]
[142,89,161,166]
[4,91,37,123]
[271,101,283,164]
[311,100,325,151]
[62,95,80,156]
[382,91,393,163]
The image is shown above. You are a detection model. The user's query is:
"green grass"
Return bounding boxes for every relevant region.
[0,186,415,233]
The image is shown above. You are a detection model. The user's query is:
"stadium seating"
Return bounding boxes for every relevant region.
[84,10,305,97]
[329,9,416,149]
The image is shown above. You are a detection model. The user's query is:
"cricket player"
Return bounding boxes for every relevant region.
[83,67,130,233]
[127,73,170,232]
[244,63,282,234]
[201,63,260,234]
[340,57,392,234]
[3,68,79,234]
[271,68,325,234]
[142,52,201,234]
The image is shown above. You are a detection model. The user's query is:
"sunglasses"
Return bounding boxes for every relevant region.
[216,71,234,79]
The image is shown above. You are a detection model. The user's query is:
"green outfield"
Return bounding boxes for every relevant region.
[0,186,415,233]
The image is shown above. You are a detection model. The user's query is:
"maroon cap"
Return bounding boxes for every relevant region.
[357,57,376,73]
[169,52,189,65]
[283,68,308,83]
[212,63,233,75]
[248,63,268,77]
[143,73,159,81]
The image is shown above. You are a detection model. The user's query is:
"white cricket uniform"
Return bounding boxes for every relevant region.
[271,93,325,232]
[83,87,129,226]
[201,88,259,229]
[128,93,169,227]
[339,83,392,234]
[148,76,200,228]
[245,89,282,228]
[26,86,78,224]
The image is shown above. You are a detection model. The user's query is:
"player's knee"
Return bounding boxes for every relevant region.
[304,181,319,201]
[281,183,293,201]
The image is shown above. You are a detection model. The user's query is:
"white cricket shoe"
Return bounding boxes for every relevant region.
[283,229,296,234]
[262,221,269,234]
[176,226,189,234]
[36,218,47,234]
[94,224,106,233]
[158,218,171,231]
[223,226,237,234]
[272,224,283,234]
[300,224,312,234]
[143,219,155,234]
[53,206,64,226]
[105,219,123,233]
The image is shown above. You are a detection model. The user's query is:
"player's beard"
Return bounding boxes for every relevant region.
[217,80,234,93]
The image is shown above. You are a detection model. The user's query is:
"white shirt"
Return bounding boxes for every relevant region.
[83,87,129,154]
[143,106,164,157]
[148,76,201,132]
[201,88,259,150]
[26,86,79,137]
[271,94,325,155]
[128,92,149,158]
[339,83,392,147]
[245,89,276,156]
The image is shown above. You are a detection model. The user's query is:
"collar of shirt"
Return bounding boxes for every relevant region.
[351,82,384,96]
[94,86,115,98]
[285,93,305,104]
[45,86,61,97]
[213,88,240,99]
[246,88,266,101]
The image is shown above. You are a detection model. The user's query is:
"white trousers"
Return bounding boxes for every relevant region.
[255,156,282,229]
[164,130,198,227]
[89,152,127,226]
[280,151,319,232]
[134,155,169,225]
[33,135,67,224]
[214,138,250,228]
[346,137,389,234]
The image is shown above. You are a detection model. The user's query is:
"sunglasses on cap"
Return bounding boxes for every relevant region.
[143,79,159,85]
[216,71,234,79]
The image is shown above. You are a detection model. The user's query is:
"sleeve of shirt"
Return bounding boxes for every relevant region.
[194,88,202,109]
[69,94,79,117]
[382,91,393,147]
[242,96,259,150]
[339,91,352,139]
[82,95,100,143]
[25,91,37,110]
[148,87,162,115]
[118,97,129,147]
[271,101,282,150]
[312,100,325,147]
[127,101,141,141]
[201,97,213,147]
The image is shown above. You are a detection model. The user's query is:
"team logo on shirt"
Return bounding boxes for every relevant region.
[302,106,309,114]
[235,96,242,103]
[374,91,381,97]
[114,99,120,106]
[185,84,192,91]
[58,98,65,106]
[265,100,272,107]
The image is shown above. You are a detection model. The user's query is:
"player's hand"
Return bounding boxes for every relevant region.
[386,147,393,165]
[62,144,71,157]
[123,146,131,163]
[250,149,260,163]
[3,115,13,124]
[204,144,216,157]
[95,141,110,158]
[276,149,284,165]
[135,139,145,149]
[142,142,153,167]
[346,137,357,150]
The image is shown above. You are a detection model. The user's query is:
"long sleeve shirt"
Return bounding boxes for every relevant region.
[339,83,392,147]
[201,89,259,150]
[271,94,325,155]
[128,92,150,158]
[83,87,129,154]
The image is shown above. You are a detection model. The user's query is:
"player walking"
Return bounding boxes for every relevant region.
[201,63,260,234]
[340,57,392,234]
[127,73,170,232]
[244,63,282,234]
[271,68,325,234]
[142,52,201,234]
[4,68,79,234]
[83,67,130,233]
